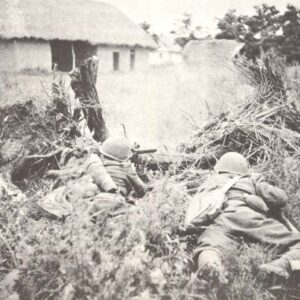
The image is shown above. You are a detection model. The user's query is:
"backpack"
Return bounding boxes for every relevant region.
[184,175,241,228]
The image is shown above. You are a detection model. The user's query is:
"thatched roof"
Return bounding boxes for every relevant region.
[158,35,182,53]
[183,39,242,66]
[0,0,157,49]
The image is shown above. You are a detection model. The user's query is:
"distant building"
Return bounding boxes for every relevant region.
[183,39,242,67]
[150,36,182,66]
[0,0,157,73]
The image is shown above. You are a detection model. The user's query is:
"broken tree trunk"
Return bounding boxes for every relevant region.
[69,56,109,142]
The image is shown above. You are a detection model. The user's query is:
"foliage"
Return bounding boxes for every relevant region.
[139,21,161,47]
[171,13,204,48]
[0,176,192,300]
[281,5,300,63]
[215,9,247,41]
[216,4,300,63]
[1,169,299,299]
[181,53,300,170]
[140,21,151,33]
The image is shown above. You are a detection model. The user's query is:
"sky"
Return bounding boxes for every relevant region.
[100,0,300,34]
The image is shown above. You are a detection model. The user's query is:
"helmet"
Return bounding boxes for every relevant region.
[214,152,248,175]
[99,136,131,161]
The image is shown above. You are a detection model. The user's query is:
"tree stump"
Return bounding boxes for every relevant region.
[69,56,109,142]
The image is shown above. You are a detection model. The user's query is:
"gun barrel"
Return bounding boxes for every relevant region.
[132,149,157,155]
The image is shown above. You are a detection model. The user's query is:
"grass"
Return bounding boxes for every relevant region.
[0,63,253,150]
[1,170,298,300]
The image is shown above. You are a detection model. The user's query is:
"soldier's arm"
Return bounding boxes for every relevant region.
[252,173,288,208]
[127,166,146,198]
[86,154,117,193]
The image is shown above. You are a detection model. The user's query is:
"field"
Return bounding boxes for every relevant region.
[0,60,300,300]
[0,63,253,149]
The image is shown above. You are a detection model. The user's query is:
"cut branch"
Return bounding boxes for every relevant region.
[70,56,109,142]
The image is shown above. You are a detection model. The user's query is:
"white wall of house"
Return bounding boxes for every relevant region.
[171,52,183,64]
[0,40,17,71]
[97,46,129,72]
[15,40,51,71]
[0,39,51,72]
[149,49,182,66]
[135,48,150,71]
[97,45,150,72]
[0,40,151,73]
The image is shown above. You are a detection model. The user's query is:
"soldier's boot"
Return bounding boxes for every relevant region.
[196,249,228,286]
[187,249,227,293]
[259,248,300,279]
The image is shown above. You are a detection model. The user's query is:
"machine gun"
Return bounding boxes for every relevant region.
[130,148,157,165]
[130,148,157,182]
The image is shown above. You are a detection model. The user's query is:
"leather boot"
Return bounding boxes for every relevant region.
[187,249,227,293]
[196,249,227,286]
[259,248,300,279]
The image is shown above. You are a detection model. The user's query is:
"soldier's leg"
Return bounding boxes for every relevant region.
[192,224,240,286]
[196,249,228,286]
[196,208,300,278]
[237,213,300,278]
[259,242,300,278]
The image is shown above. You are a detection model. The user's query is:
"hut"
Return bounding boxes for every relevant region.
[183,39,242,68]
[149,35,182,66]
[0,0,157,73]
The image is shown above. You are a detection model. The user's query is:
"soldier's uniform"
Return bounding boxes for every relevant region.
[98,136,146,198]
[84,136,146,217]
[190,152,300,284]
[38,137,145,219]
[102,158,145,198]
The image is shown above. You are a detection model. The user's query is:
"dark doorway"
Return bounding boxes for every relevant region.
[73,41,97,67]
[113,52,120,71]
[50,40,73,72]
[130,49,135,71]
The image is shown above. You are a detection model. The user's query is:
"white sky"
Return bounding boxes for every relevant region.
[100,0,300,34]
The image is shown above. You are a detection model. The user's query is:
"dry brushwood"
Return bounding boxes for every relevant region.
[70,56,109,143]
[181,53,300,171]
[0,57,111,189]
[0,95,78,187]
[234,52,287,102]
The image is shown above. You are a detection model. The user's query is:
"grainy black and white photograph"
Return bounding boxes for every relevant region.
[1,0,300,299]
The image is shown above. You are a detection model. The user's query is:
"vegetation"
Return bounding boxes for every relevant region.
[216,4,300,62]
[0,54,300,300]
[170,13,204,48]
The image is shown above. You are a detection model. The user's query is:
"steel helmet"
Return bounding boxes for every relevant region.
[99,136,131,161]
[214,152,248,175]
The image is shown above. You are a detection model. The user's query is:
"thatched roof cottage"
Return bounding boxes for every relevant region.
[183,39,242,68]
[150,35,182,66]
[0,0,157,72]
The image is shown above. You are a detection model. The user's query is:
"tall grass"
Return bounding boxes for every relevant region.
[0,64,253,150]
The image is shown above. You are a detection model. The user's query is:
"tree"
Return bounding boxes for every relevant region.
[245,4,282,59]
[171,13,203,48]
[215,10,246,41]
[216,4,300,63]
[139,21,160,46]
[246,5,280,36]
[140,21,151,33]
[216,4,284,61]
[281,5,300,63]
